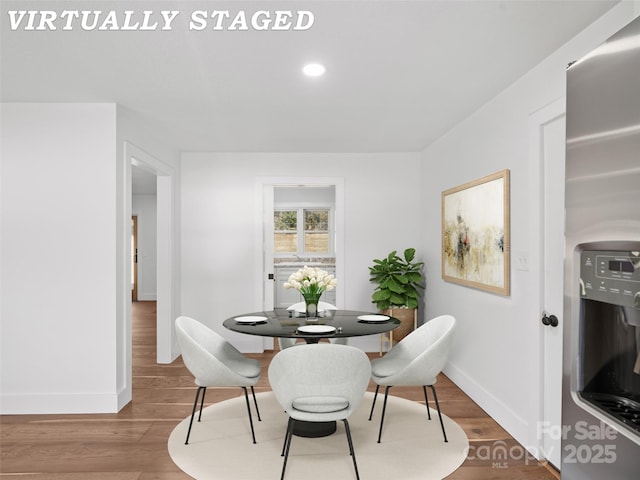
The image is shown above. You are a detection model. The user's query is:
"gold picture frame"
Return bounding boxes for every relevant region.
[441,169,510,296]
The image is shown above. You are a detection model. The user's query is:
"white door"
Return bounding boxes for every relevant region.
[538,102,566,469]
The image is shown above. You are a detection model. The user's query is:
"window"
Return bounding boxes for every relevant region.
[304,209,329,253]
[274,208,332,255]
[274,210,298,253]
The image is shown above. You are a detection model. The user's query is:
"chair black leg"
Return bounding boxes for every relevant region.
[251,386,261,421]
[376,385,392,443]
[343,419,360,480]
[197,387,207,421]
[281,417,294,456]
[185,386,205,445]
[280,418,295,480]
[422,385,432,420]
[429,385,448,442]
[242,387,257,444]
[368,385,380,421]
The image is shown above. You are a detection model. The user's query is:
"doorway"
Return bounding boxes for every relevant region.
[272,185,336,309]
[125,142,175,365]
[258,177,345,350]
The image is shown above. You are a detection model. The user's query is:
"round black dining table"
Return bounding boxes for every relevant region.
[223,308,400,344]
[223,308,400,438]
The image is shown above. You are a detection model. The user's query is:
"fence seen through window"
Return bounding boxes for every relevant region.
[274,209,330,254]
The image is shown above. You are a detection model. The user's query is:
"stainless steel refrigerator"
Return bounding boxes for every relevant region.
[562,15,640,479]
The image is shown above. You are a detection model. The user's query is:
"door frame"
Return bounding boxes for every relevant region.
[255,177,345,350]
[528,97,566,467]
[124,142,175,364]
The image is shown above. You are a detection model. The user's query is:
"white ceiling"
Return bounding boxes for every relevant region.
[2,0,619,155]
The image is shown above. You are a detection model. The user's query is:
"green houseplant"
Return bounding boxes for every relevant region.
[369,248,425,344]
[369,248,425,310]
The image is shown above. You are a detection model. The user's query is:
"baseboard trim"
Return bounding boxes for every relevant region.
[117,384,132,411]
[443,360,530,449]
[1,392,122,414]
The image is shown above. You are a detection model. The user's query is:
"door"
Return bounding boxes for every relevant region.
[540,105,566,469]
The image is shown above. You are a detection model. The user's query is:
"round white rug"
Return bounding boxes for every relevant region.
[168,391,469,479]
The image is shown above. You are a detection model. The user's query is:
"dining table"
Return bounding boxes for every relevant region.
[223,308,401,344]
[223,308,401,438]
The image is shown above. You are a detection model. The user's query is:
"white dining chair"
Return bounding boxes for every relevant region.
[368,314,456,443]
[268,343,371,480]
[175,316,262,444]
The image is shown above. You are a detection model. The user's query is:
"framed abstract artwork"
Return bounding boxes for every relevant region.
[441,169,510,296]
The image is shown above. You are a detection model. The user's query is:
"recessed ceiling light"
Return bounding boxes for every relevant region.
[303,63,326,77]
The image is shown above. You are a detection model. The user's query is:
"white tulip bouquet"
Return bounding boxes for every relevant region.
[283,265,337,296]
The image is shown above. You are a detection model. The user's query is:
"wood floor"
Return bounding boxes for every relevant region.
[1,301,559,479]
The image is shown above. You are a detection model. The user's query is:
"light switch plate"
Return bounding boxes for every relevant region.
[515,251,529,271]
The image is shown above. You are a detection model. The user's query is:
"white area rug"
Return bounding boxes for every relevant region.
[168,391,469,479]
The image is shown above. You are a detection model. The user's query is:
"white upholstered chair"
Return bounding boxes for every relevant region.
[268,343,371,480]
[279,302,346,349]
[368,314,456,443]
[175,316,262,444]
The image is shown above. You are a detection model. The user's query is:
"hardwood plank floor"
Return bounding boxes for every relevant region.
[1,302,559,479]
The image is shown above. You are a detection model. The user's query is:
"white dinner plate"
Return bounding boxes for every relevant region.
[297,325,336,334]
[234,316,268,324]
[357,314,390,322]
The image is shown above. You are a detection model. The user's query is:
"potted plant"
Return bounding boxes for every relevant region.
[369,248,425,343]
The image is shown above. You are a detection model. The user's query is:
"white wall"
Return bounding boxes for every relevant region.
[132,195,158,301]
[1,103,119,413]
[181,152,422,352]
[0,103,181,414]
[274,185,334,205]
[420,2,639,453]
